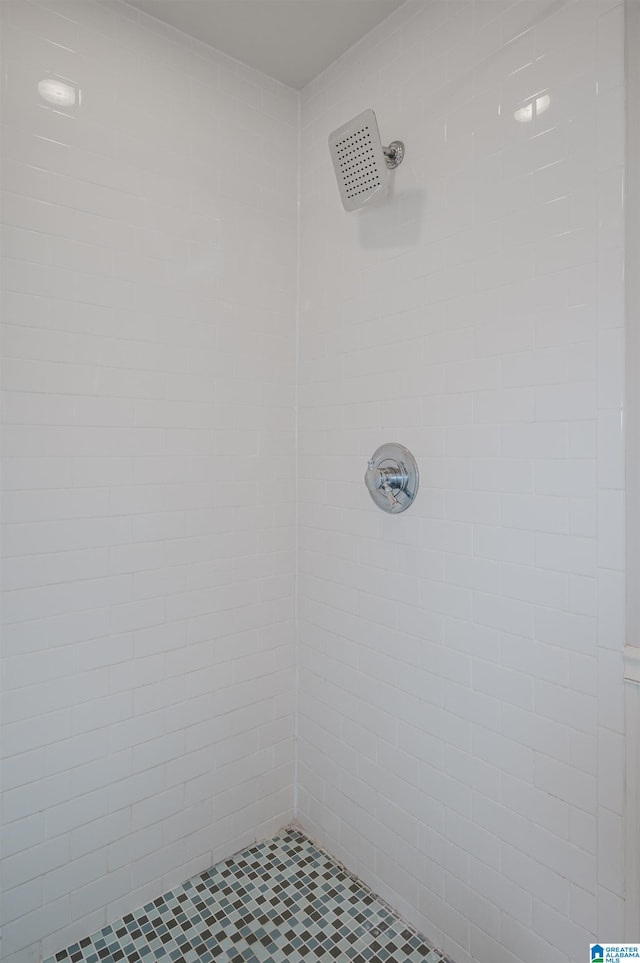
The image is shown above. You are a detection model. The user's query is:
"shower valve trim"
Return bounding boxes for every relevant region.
[364,443,419,514]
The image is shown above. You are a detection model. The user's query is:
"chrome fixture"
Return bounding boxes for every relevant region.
[328,108,405,212]
[365,443,419,514]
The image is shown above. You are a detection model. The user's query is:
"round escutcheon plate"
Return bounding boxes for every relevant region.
[364,443,419,514]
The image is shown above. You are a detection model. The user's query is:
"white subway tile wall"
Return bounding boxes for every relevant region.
[0,0,629,962]
[0,1,297,960]
[297,2,625,962]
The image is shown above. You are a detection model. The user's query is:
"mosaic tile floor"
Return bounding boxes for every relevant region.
[45,829,452,963]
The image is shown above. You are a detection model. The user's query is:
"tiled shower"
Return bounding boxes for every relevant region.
[0,1,632,963]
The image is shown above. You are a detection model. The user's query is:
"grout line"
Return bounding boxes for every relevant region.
[292,84,301,821]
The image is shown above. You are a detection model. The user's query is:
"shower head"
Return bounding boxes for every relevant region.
[328,108,404,212]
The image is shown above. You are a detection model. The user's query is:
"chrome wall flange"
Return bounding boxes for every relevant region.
[365,443,419,514]
[383,140,404,169]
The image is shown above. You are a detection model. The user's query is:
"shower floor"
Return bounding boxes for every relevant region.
[44,828,452,963]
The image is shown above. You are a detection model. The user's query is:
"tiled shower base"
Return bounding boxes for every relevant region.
[45,829,453,963]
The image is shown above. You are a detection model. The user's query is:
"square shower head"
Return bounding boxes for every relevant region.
[328,108,391,212]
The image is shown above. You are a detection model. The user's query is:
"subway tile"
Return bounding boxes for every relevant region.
[2,0,627,957]
[2,0,296,956]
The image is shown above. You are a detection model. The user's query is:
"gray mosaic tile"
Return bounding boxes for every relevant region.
[44,829,452,963]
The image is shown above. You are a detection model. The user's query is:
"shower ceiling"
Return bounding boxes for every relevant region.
[124,0,403,88]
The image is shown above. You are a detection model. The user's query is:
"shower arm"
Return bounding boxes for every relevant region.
[382,140,405,169]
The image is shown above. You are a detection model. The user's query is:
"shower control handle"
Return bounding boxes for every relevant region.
[364,444,419,514]
[381,479,399,509]
[365,463,406,508]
